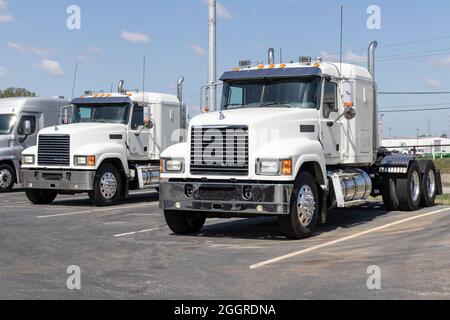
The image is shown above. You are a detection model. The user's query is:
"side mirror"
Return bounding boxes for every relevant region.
[343,106,356,120]
[143,105,153,129]
[23,120,32,136]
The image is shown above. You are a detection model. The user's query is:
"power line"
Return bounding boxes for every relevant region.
[380,106,450,113]
[379,91,450,95]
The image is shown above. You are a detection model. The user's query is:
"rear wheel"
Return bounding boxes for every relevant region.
[381,176,399,211]
[88,164,122,206]
[0,163,15,192]
[396,162,422,211]
[25,189,57,204]
[279,172,319,239]
[421,161,437,207]
[164,210,206,234]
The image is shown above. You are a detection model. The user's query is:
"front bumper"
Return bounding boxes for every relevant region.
[159,180,294,215]
[21,169,95,191]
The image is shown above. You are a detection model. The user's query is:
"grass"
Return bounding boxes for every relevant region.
[436,194,450,205]
[432,158,450,175]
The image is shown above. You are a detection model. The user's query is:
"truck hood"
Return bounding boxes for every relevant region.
[190,108,317,127]
[38,123,126,135]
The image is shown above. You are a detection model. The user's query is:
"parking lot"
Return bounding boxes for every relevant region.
[0,189,449,300]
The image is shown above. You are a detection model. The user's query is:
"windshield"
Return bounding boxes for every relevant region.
[0,114,16,135]
[72,103,130,124]
[221,77,321,110]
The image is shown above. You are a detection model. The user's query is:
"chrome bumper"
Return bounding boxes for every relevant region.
[159,180,294,215]
[21,169,95,191]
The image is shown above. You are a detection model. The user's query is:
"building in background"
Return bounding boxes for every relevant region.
[381,137,450,158]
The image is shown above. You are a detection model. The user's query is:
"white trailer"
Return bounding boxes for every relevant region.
[159,42,442,239]
[21,80,186,206]
[0,97,69,192]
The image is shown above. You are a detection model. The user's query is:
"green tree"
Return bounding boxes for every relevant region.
[0,87,36,98]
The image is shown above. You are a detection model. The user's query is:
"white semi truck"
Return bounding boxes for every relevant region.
[0,97,69,192]
[159,42,442,239]
[21,80,186,206]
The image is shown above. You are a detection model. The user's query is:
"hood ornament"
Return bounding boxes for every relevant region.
[219,111,225,120]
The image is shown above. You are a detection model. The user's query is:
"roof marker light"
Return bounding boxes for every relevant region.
[313,63,321,68]
[268,64,275,69]
[279,64,286,68]
[257,64,265,70]
[232,67,240,72]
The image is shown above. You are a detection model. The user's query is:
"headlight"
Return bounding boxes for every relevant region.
[75,155,96,166]
[162,159,184,173]
[256,159,292,176]
[22,155,35,165]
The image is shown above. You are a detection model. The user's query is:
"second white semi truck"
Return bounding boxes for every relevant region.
[159,42,442,239]
[21,80,186,206]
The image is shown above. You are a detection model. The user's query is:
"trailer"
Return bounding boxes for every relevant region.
[159,42,443,239]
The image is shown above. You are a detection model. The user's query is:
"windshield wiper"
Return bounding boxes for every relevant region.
[261,102,294,108]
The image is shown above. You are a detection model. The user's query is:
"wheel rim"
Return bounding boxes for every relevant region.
[0,169,12,189]
[410,171,420,202]
[427,169,436,199]
[297,185,316,227]
[100,172,117,199]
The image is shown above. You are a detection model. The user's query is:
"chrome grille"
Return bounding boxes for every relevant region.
[190,126,249,176]
[38,135,70,166]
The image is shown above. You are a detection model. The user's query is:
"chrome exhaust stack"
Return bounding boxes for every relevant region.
[268,48,275,65]
[368,41,379,161]
[118,80,125,94]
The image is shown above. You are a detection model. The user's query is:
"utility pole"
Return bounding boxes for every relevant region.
[208,0,217,111]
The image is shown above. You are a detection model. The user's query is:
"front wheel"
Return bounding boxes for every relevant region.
[279,172,319,239]
[164,210,206,235]
[0,163,15,192]
[88,164,122,206]
[25,189,57,204]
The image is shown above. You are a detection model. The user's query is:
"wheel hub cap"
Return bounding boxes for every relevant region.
[100,172,117,199]
[297,185,316,227]
[410,171,420,202]
[427,170,436,199]
[0,169,12,189]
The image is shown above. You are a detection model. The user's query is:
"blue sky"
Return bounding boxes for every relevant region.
[1,0,450,138]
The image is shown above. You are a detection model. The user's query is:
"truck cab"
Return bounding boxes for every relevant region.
[21,80,186,206]
[159,43,441,239]
[0,97,68,192]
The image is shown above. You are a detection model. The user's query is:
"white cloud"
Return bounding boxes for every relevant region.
[320,49,365,63]
[191,45,207,57]
[121,31,150,44]
[87,46,103,54]
[217,2,232,19]
[0,67,6,77]
[429,55,450,68]
[7,42,55,57]
[425,77,441,88]
[33,59,64,76]
[0,0,7,10]
[0,13,14,23]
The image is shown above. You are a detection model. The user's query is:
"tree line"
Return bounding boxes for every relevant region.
[0,87,36,98]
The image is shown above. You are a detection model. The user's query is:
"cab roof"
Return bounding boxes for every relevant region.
[220,62,372,82]
[73,92,180,105]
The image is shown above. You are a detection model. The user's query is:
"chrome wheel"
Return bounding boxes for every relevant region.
[0,168,12,189]
[297,185,316,227]
[426,169,436,199]
[100,172,117,199]
[410,171,420,202]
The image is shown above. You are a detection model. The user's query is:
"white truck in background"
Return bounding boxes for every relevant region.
[0,97,69,192]
[159,42,442,239]
[21,79,187,206]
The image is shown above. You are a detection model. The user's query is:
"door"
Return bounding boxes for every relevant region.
[320,80,341,162]
[128,104,151,160]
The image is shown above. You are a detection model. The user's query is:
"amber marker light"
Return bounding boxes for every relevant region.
[281,159,293,176]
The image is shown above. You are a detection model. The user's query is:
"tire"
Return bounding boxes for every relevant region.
[164,210,206,235]
[381,176,399,211]
[396,162,422,211]
[88,164,122,206]
[0,163,15,192]
[420,161,437,207]
[279,172,319,239]
[25,189,57,205]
